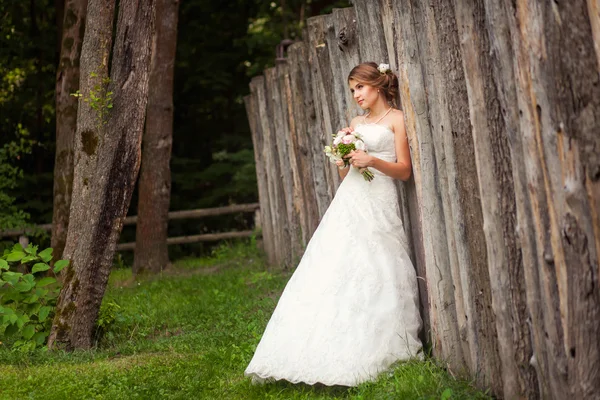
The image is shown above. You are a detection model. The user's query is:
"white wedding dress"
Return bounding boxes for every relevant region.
[244,123,422,387]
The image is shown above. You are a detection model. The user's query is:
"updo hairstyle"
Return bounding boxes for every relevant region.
[347,62,399,108]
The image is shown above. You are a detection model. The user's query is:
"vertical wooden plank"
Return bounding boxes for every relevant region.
[483,1,546,397]
[454,1,550,397]
[244,94,276,265]
[409,0,471,376]
[332,8,363,124]
[269,64,303,263]
[264,67,295,267]
[588,0,600,71]
[393,0,465,370]
[353,0,388,63]
[379,0,400,73]
[414,1,506,393]
[389,1,430,350]
[323,12,350,132]
[307,15,338,214]
[503,1,600,397]
[515,1,600,397]
[287,43,321,242]
[251,75,290,267]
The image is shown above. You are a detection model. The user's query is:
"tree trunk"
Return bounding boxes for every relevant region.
[52,0,88,260]
[55,0,65,58]
[48,0,155,350]
[133,0,179,276]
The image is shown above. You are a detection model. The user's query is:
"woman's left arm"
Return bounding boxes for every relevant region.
[349,112,412,181]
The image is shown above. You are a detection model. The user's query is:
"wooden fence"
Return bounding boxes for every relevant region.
[0,203,261,251]
[244,1,600,399]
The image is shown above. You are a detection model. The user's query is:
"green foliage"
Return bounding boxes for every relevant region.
[0,129,33,230]
[71,73,113,128]
[336,142,356,167]
[94,301,122,345]
[0,0,56,232]
[0,241,490,399]
[0,243,68,351]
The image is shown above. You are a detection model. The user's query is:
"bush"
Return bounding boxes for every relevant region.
[0,243,68,351]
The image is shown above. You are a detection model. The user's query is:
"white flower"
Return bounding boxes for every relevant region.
[333,136,343,145]
[336,130,346,138]
[355,140,366,151]
[324,145,332,154]
[378,63,390,74]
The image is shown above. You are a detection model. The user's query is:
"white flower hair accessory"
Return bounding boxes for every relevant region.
[377,63,390,74]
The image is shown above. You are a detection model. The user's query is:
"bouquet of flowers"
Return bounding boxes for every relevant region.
[324,129,375,181]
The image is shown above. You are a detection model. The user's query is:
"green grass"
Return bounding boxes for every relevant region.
[0,241,492,399]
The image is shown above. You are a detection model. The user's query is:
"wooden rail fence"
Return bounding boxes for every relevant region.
[244,1,600,399]
[0,203,261,251]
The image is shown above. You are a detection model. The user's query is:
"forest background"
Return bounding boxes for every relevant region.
[0,0,349,260]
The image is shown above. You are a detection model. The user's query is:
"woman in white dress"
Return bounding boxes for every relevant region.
[244,62,422,387]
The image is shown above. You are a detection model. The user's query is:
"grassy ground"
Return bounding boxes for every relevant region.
[0,241,492,399]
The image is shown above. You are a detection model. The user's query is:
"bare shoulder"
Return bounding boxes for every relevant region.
[350,115,364,129]
[391,109,406,136]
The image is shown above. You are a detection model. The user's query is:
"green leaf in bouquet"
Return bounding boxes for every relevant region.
[38,248,53,263]
[32,263,50,274]
[36,277,57,287]
[0,259,8,270]
[53,260,69,274]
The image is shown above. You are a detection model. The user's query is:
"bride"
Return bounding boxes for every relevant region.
[244,62,422,387]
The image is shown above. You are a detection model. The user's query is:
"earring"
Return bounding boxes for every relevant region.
[377,89,380,93]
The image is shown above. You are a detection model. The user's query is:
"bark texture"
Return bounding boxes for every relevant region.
[133,0,179,275]
[52,0,88,260]
[48,0,155,350]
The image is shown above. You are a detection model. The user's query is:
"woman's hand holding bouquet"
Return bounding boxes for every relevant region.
[324,127,375,181]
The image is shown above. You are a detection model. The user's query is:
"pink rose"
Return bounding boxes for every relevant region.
[341,134,356,144]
